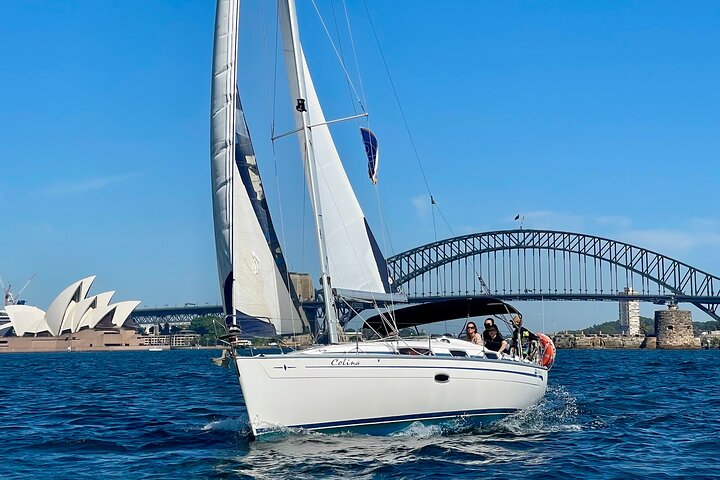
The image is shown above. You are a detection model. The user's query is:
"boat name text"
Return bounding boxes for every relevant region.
[331,358,360,366]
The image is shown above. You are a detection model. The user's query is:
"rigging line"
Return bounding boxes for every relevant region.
[340,297,382,338]
[342,0,368,114]
[339,297,394,340]
[434,202,455,237]
[261,0,275,128]
[309,0,366,112]
[310,152,384,308]
[310,303,322,345]
[264,2,293,284]
[300,170,307,274]
[350,304,387,341]
[373,185,396,257]
[330,1,393,307]
[372,183,400,315]
[272,3,280,140]
[360,0,432,198]
[329,0,357,117]
[299,140,309,275]
[431,203,437,242]
[268,6,305,322]
[361,0,456,243]
[377,306,399,337]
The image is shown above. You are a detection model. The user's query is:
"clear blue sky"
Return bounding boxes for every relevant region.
[1,1,718,330]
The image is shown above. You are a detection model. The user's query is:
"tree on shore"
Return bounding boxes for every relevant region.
[190,315,224,344]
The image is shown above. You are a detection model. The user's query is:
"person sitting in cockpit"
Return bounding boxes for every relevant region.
[465,321,483,346]
[484,325,508,355]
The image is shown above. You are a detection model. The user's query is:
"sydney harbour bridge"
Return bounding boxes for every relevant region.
[132,229,720,325]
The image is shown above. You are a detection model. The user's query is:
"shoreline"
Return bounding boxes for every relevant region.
[552,333,706,350]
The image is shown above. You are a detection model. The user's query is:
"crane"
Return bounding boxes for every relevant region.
[1,273,36,306]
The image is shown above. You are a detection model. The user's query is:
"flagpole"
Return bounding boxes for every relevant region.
[514,214,525,229]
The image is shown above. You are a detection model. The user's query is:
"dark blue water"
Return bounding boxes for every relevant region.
[2,349,719,479]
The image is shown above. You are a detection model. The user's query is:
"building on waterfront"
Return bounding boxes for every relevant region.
[0,310,10,336]
[619,287,640,336]
[142,331,201,347]
[0,276,145,353]
[144,335,171,347]
[170,330,201,347]
[700,330,720,349]
[655,305,699,349]
[0,328,146,352]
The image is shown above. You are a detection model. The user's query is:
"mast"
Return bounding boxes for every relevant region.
[279,0,339,343]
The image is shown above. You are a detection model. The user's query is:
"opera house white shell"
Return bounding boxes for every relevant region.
[3,276,140,337]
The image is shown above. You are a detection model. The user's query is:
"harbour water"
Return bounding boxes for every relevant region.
[3,349,718,479]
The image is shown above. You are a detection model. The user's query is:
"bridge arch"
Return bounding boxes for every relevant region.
[386,229,720,321]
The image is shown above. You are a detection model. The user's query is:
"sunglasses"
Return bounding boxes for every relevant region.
[467,326,476,330]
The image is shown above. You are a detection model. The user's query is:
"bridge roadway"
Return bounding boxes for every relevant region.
[131,229,720,324]
[131,293,720,325]
[132,304,223,325]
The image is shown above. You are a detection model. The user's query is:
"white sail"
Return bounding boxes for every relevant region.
[211,0,307,336]
[278,3,394,297]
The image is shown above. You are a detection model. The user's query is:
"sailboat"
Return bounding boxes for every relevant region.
[210,0,553,437]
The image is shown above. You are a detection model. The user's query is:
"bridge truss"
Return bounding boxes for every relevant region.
[131,229,720,325]
[387,229,720,321]
[132,305,223,325]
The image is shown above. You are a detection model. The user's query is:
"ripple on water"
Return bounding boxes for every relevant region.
[3,349,720,479]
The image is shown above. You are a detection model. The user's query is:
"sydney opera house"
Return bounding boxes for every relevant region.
[0,276,146,352]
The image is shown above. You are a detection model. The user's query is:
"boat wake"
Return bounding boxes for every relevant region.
[391,418,477,438]
[202,417,250,434]
[491,385,584,435]
[389,385,584,438]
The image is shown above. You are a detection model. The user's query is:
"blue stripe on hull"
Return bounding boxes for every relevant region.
[304,363,543,380]
[255,408,518,436]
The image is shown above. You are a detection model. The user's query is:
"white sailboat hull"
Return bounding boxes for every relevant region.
[235,346,548,436]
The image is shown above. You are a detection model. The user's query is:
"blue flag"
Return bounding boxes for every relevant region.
[361,127,379,184]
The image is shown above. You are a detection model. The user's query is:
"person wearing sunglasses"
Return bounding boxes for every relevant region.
[465,322,483,346]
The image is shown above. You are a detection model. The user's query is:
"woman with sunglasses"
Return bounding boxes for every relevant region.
[465,322,483,346]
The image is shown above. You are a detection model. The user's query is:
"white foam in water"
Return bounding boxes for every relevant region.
[496,385,582,434]
[202,417,246,432]
[249,418,321,441]
[391,417,477,438]
[391,421,445,438]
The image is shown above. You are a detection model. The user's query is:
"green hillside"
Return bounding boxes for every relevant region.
[569,317,654,335]
[569,317,719,335]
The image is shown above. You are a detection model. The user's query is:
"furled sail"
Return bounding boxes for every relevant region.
[361,128,379,185]
[278,2,395,297]
[210,0,308,337]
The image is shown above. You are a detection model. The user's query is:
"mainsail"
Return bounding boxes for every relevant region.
[277,2,395,299]
[210,0,307,337]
